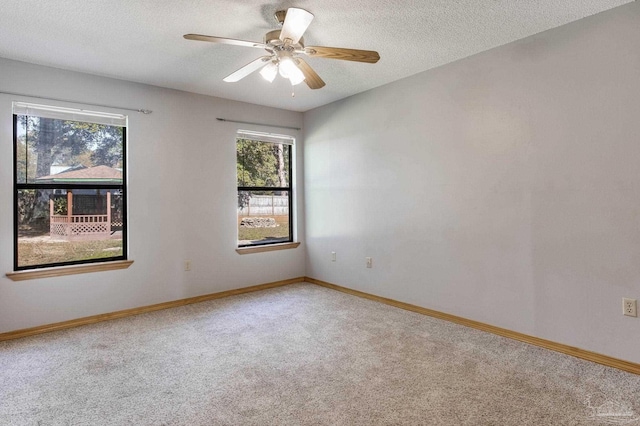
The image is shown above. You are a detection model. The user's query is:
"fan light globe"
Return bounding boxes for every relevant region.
[260,62,278,82]
[288,67,305,85]
[278,57,296,78]
[279,58,305,85]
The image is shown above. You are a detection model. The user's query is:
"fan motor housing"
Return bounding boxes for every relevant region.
[264,30,282,45]
[264,30,304,49]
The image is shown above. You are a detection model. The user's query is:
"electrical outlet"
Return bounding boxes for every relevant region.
[331,252,336,262]
[366,257,372,268]
[623,298,637,317]
[184,260,192,272]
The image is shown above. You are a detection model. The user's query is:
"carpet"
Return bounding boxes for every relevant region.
[1,283,639,425]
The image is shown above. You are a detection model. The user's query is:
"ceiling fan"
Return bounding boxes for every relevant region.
[184,7,380,90]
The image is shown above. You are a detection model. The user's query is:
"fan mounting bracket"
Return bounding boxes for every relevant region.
[274,10,287,25]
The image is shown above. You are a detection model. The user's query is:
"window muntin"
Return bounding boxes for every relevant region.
[13,103,127,270]
[237,135,293,247]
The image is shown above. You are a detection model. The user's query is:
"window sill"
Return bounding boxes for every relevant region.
[236,242,300,255]
[5,260,134,282]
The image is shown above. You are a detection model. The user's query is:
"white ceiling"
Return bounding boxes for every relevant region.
[0,0,632,112]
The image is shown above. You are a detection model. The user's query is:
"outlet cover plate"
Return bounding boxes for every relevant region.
[623,298,637,317]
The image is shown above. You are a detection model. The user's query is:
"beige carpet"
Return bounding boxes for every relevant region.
[1,283,639,425]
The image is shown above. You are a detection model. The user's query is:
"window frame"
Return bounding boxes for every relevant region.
[12,111,128,271]
[236,135,294,248]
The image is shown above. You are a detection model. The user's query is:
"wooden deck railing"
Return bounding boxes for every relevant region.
[49,192,114,241]
[51,214,109,223]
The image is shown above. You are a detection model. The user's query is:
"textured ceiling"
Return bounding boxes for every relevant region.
[0,0,632,112]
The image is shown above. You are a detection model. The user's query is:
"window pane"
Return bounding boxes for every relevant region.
[236,139,290,187]
[238,190,290,246]
[16,115,124,184]
[17,188,124,268]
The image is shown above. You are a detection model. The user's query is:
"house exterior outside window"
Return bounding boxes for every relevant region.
[13,102,128,270]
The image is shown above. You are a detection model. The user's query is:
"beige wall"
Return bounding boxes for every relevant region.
[303,2,640,363]
[0,58,305,333]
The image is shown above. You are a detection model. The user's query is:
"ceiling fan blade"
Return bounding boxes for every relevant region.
[184,34,266,49]
[304,46,380,64]
[294,58,326,90]
[223,56,271,82]
[279,8,314,45]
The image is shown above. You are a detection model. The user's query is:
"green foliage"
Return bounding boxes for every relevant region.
[16,116,125,228]
[236,139,290,210]
[61,120,124,168]
[17,116,124,181]
[236,139,289,187]
[17,189,37,223]
[15,140,35,183]
[86,125,124,168]
[53,197,67,215]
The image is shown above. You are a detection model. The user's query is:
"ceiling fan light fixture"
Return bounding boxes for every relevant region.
[278,57,296,78]
[278,58,296,78]
[259,61,278,82]
[278,57,305,85]
[288,66,305,86]
[184,6,378,91]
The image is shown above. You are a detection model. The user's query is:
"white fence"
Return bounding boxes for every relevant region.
[238,195,289,216]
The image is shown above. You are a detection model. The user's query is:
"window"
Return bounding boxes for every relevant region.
[236,131,293,247]
[13,102,127,270]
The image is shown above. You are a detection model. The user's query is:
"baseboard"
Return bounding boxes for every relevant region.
[305,277,640,376]
[4,275,638,376]
[0,277,305,342]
